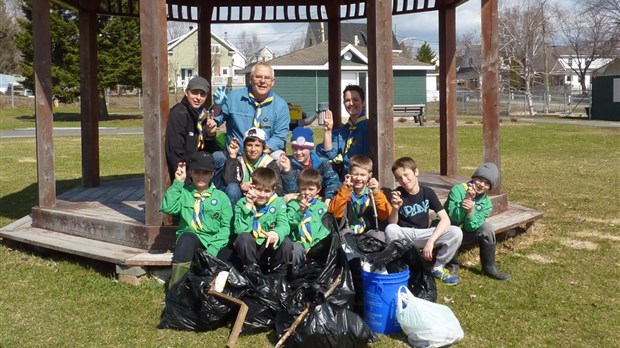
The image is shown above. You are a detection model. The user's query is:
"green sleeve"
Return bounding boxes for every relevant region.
[445,183,468,225]
[286,200,303,232]
[160,180,186,216]
[462,196,493,232]
[233,198,254,235]
[272,198,291,245]
[217,191,234,242]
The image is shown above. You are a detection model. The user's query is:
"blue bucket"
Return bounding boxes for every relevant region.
[361,267,410,334]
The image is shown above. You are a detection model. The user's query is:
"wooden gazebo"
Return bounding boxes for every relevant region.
[0,0,542,282]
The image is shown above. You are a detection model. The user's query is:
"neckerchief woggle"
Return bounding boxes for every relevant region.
[251,193,278,239]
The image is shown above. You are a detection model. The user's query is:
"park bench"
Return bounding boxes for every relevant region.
[393,104,426,126]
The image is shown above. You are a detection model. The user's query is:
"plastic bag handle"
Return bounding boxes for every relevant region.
[397,285,410,310]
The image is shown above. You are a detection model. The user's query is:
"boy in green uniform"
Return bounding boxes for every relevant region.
[233,166,292,274]
[287,168,332,266]
[160,151,233,289]
[445,162,510,280]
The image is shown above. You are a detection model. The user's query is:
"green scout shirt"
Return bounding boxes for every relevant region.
[287,199,331,250]
[444,182,493,233]
[234,196,289,249]
[160,180,233,256]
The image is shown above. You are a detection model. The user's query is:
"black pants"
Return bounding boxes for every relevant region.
[234,233,293,270]
[172,232,232,264]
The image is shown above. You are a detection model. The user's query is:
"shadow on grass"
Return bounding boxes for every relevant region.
[0,174,143,221]
[16,112,143,123]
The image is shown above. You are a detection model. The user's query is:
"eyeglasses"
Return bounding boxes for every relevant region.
[251,75,273,81]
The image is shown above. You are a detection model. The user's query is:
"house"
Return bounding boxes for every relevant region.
[552,46,615,93]
[248,47,276,64]
[304,22,400,50]
[263,40,434,120]
[166,28,246,91]
[590,58,620,121]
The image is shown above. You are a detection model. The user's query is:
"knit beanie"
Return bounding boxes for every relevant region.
[472,162,499,189]
[290,127,315,149]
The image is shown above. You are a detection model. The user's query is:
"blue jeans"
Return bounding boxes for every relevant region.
[211,150,226,189]
[225,182,243,207]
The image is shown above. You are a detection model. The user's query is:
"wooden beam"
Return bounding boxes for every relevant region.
[198,4,214,106]
[32,0,56,208]
[79,7,100,187]
[139,0,169,226]
[438,5,457,176]
[326,1,341,127]
[366,0,394,187]
[481,0,502,193]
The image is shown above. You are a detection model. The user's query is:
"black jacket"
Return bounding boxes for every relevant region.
[165,97,218,181]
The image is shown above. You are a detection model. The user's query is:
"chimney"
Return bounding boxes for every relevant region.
[354,35,359,46]
[189,26,193,31]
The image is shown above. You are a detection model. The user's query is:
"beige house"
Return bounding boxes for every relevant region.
[167,28,246,91]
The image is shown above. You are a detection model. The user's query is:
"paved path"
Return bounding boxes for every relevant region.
[1,117,617,139]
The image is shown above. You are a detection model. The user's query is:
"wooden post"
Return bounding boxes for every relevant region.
[79,4,100,187]
[198,5,214,106]
[32,0,55,208]
[326,2,342,127]
[481,0,501,193]
[139,0,169,226]
[438,5,458,176]
[367,0,395,188]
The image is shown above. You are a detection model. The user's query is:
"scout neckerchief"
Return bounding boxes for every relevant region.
[196,107,207,150]
[344,113,368,154]
[191,183,214,232]
[351,186,371,233]
[242,153,270,182]
[251,193,278,239]
[248,90,274,128]
[300,197,318,244]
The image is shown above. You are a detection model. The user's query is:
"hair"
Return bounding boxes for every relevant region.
[391,156,418,173]
[342,85,365,102]
[297,168,322,190]
[349,155,373,173]
[251,167,278,190]
[250,62,275,78]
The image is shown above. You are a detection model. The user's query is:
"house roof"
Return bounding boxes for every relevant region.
[265,40,433,71]
[167,27,244,59]
[306,22,400,50]
[592,58,620,77]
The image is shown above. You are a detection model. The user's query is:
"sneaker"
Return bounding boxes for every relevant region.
[432,268,459,285]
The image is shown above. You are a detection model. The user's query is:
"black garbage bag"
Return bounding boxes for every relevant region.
[406,249,438,302]
[275,303,375,348]
[158,249,235,331]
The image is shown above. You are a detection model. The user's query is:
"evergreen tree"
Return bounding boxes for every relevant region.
[17,2,80,103]
[0,0,21,74]
[416,42,437,65]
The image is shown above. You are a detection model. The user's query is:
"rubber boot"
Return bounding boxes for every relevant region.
[479,242,510,280]
[167,261,191,291]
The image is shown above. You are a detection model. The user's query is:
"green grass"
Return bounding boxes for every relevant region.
[1,122,619,347]
[0,106,144,130]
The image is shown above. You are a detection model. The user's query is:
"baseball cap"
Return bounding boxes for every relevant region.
[243,127,268,143]
[189,151,216,172]
[186,76,210,93]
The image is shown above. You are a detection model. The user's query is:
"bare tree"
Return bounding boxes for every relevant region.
[585,0,620,26]
[499,0,551,116]
[284,33,305,55]
[167,21,191,41]
[235,31,263,63]
[553,1,620,95]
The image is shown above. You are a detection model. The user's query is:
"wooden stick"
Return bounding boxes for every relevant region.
[206,280,249,348]
[274,274,342,348]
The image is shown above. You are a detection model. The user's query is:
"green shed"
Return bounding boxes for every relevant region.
[591,58,620,121]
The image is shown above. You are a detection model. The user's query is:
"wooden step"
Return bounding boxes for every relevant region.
[0,216,172,266]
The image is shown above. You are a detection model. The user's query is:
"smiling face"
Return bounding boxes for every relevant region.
[191,169,214,192]
[249,64,275,101]
[343,89,365,119]
[184,89,207,109]
[253,184,274,206]
[471,177,491,195]
[292,146,311,165]
[244,138,265,163]
[392,167,419,194]
[349,166,371,192]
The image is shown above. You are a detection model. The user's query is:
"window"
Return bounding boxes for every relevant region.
[222,68,229,76]
[211,45,221,55]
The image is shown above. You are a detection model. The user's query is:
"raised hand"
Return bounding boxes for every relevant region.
[324,109,333,131]
[228,137,240,158]
[213,85,227,105]
[279,154,291,172]
[175,162,187,182]
[368,177,380,194]
[390,190,403,209]
[343,174,353,188]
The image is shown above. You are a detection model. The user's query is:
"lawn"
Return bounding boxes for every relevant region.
[0,121,619,347]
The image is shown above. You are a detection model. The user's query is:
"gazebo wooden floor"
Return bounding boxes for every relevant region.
[0,174,543,276]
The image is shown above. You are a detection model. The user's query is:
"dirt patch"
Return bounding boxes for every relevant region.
[577,217,620,226]
[17,157,37,164]
[559,238,598,250]
[525,253,555,264]
[575,231,620,242]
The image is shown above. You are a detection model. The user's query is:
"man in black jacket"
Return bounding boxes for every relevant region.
[165,76,218,183]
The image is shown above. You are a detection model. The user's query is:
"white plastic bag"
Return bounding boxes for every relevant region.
[396,285,464,348]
